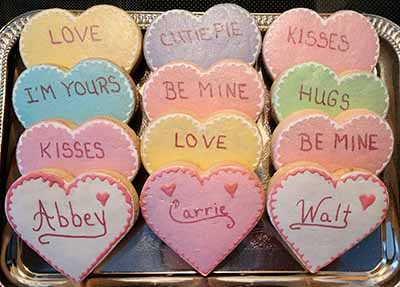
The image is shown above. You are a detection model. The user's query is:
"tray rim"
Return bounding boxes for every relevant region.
[0,9,399,287]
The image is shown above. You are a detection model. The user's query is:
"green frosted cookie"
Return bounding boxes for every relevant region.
[272,62,389,121]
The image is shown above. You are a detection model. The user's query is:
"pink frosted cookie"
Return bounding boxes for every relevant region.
[5,169,139,282]
[272,110,393,174]
[144,4,261,70]
[142,60,266,121]
[17,117,140,180]
[263,8,379,78]
[267,164,388,273]
[140,164,265,275]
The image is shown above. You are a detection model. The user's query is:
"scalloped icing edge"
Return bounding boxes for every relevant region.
[263,8,380,79]
[12,59,136,127]
[19,5,142,72]
[140,164,265,275]
[16,117,140,180]
[143,3,261,70]
[271,109,394,174]
[140,112,263,173]
[271,62,389,121]
[142,59,266,121]
[5,170,139,282]
[267,165,389,273]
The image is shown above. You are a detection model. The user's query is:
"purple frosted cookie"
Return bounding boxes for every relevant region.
[144,4,261,70]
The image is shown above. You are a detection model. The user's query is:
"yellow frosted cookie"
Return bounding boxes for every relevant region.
[141,112,263,173]
[20,5,142,72]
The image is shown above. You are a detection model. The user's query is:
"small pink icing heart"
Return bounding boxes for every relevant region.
[143,60,266,121]
[263,8,379,78]
[359,194,376,210]
[5,171,139,282]
[16,118,140,180]
[140,165,265,275]
[272,110,393,174]
[96,192,110,207]
[267,165,388,273]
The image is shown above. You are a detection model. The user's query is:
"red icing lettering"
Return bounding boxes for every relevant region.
[159,22,242,47]
[169,199,235,229]
[48,25,102,45]
[334,133,379,151]
[32,199,107,245]
[298,84,350,110]
[289,196,352,230]
[174,133,227,149]
[287,27,350,52]
[299,133,323,151]
[38,141,105,159]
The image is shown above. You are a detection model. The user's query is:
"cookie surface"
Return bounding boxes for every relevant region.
[20,5,142,71]
[143,60,266,121]
[263,9,379,78]
[13,59,136,127]
[144,4,261,70]
[271,62,388,121]
[272,110,393,174]
[267,164,388,273]
[17,117,140,180]
[141,112,263,173]
[5,170,139,282]
[141,164,265,275]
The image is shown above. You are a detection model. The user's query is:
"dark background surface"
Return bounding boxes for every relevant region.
[0,0,399,27]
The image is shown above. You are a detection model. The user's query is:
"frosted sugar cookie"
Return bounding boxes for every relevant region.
[267,164,388,273]
[20,5,142,72]
[143,60,266,121]
[144,4,261,70]
[6,169,139,282]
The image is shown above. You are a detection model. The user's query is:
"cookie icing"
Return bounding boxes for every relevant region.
[263,8,379,78]
[272,62,388,121]
[140,112,263,173]
[143,60,266,121]
[267,165,388,273]
[141,164,265,275]
[20,5,142,72]
[6,171,139,282]
[17,118,140,180]
[272,110,393,174]
[13,59,136,127]
[144,4,261,70]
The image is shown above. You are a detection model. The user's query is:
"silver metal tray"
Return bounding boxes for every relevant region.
[0,10,399,287]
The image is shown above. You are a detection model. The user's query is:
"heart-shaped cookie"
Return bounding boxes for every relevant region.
[144,4,261,70]
[141,165,265,275]
[271,62,388,121]
[267,164,388,273]
[272,110,393,174]
[13,59,136,127]
[17,117,140,180]
[263,8,379,78]
[141,112,263,173]
[5,170,139,282]
[20,5,142,72]
[143,60,266,121]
